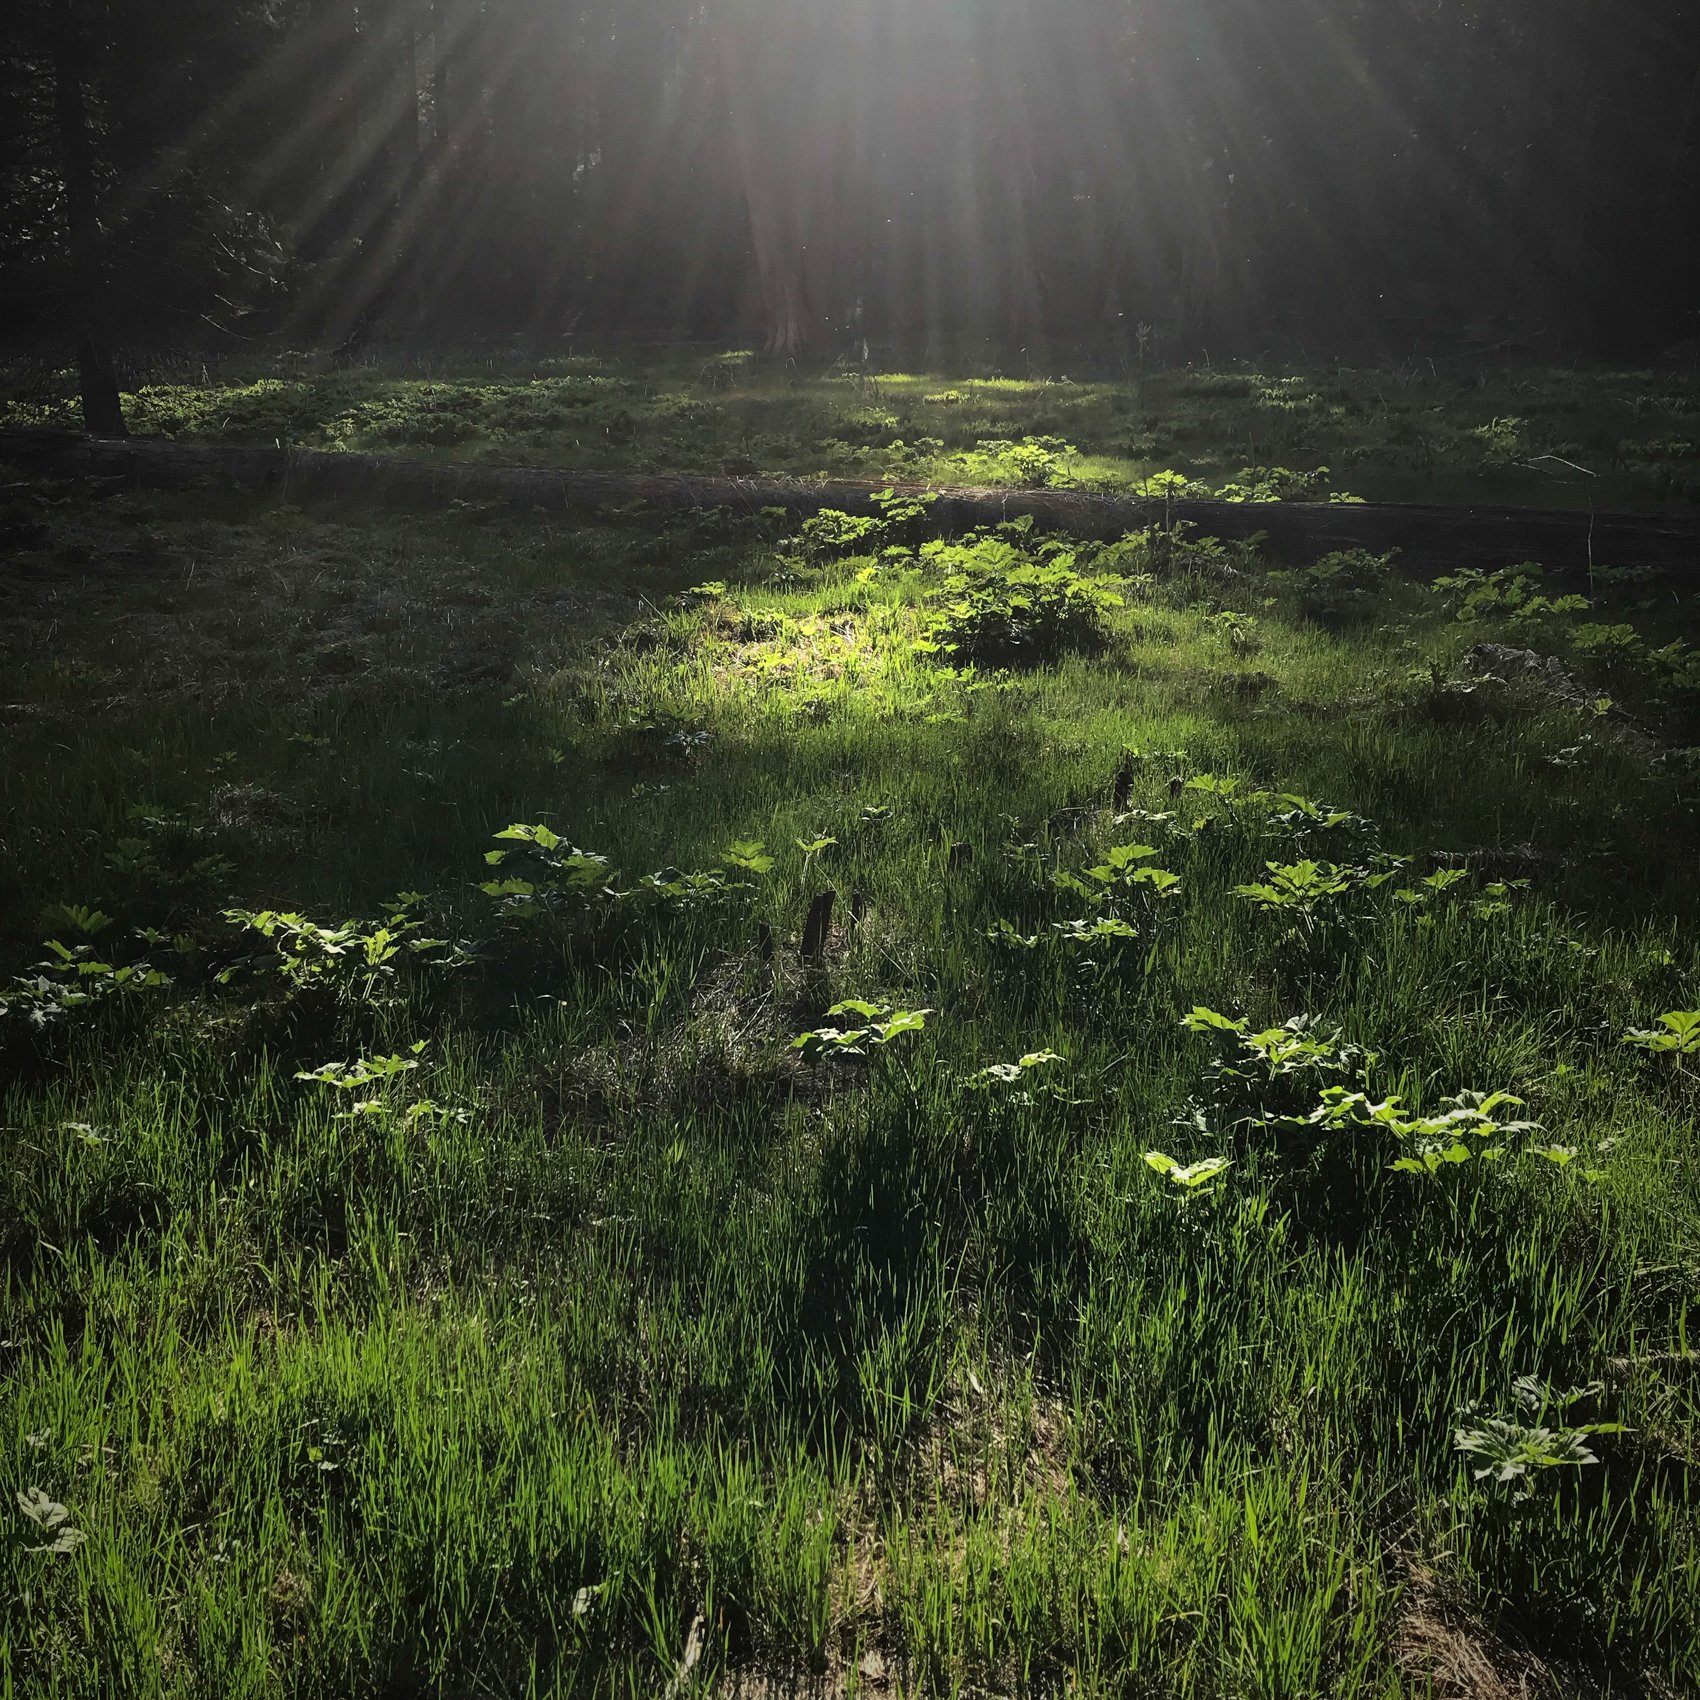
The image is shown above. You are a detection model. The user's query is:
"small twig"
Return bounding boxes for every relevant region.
[1520,453,1598,479]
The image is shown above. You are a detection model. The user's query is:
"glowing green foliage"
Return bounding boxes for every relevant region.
[1143,1151,1234,1191]
[792,1001,932,1061]
[1623,1010,1700,1056]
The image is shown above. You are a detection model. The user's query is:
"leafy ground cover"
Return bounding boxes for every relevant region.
[7,351,1700,510]
[2,451,1699,1698]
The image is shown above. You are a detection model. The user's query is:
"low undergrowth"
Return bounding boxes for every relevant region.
[8,350,1700,507]
[1,468,1697,1699]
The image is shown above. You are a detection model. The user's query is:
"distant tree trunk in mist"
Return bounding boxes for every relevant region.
[432,0,453,156]
[394,0,431,330]
[49,0,124,436]
[401,0,424,186]
[715,3,814,357]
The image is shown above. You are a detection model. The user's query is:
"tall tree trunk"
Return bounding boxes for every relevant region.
[404,2,423,162]
[714,4,812,357]
[432,0,454,157]
[397,0,426,329]
[49,0,125,436]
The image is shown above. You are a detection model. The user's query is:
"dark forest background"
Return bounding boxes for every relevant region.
[4,0,1700,372]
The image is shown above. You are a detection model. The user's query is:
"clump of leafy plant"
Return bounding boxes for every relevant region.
[1388,865,1474,923]
[1568,626,1700,733]
[1649,639,1700,698]
[1232,859,1361,935]
[952,435,1082,488]
[1569,622,1645,666]
[1036,841,1181,981]
[1260,793,1381,860]
[915,533,1123,667]
[1623,1010,1700,1062]
[1432,562,1589,629]
[296,1044,428,1094]
[985,918,1042,953]
[103,802,237,898]
[619,712,715,765]
[637,868,739,911]
[1465,878,1531,922]
[965,1049,1067,1103]
[1180,771,1245,806]
[222,896,461,1006]
[292,1042,476,1137]
[866,486,940,548]
[1097,519,1269,587]
[634,840,780,914]
[722,839,777,877]
[1205,609,1262,655]
[781,490,934,577]
[1180,1007,1370,1148]
[796,508,886,561]
[480,824,614,917]
[1055,841,1184,908]
[1454,1375,1626,1501]
[1380,863,1524,927]
[1049,913,1142,972]
[1309,1087,1540,1177]
[329,384,492,449]
[792,1001,931,1062]
[15,1486,85,1557]
[679,580,730,605]
[1175,1007,1586,1233]
[1267,549,1393,628]
[1132,469,1209,501]
[0,936,173,1031]
[1470,415,1528,468]
[831,434,949,480]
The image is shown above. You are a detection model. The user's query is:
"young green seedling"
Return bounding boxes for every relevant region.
[1623,1010,1700,1058]
[792,1001,931,1062]
[1143,1152,1234,1193]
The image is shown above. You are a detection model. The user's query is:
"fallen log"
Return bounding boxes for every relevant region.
[3,427,1697,574]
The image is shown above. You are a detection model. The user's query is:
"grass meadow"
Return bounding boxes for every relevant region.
[2,362,1699,1696]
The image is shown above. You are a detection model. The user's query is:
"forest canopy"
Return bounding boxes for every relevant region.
[4,0,1699,365]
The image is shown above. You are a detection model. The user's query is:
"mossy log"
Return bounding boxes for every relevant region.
[4,427,1697,573]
